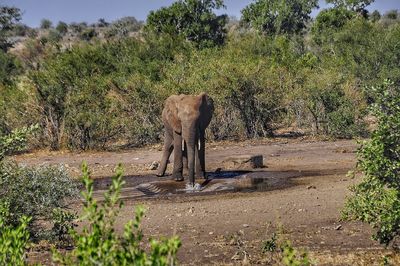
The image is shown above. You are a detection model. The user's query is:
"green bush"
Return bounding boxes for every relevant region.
[0,202,30,266]
[53,162,181,265]
[261,230,311,266]
[281,241,310,266]
[0,161,79,240]
[343,80,400,245]
[0,125,37,159]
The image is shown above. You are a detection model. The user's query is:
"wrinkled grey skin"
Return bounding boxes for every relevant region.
[156,93,214,187]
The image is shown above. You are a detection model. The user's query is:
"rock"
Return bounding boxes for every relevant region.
[243,224,250,228]
[148,161,159,170]
[335,224,342,230]
[222,154,264,169]
[307,185,316,189]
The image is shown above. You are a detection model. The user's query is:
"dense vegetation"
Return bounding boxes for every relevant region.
[2,0,400,151]
[343,80,400,246]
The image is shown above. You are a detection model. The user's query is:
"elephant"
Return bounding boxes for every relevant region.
[156,92,214,188]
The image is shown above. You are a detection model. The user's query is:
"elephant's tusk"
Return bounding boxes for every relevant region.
[182,139,185,151]
[198,139,201,150]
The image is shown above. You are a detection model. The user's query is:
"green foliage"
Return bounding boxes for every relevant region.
[240,0,318,35]
[40,19,52,29]
[0,5,21,51]
[97,18,109,28]
[69,22,86,33]
[79,28,97,41]
[104,16,142,38]
[0,202,30,266]
[326,0,374,12]
[281,241,310,266]
[0,124,38,159]
[53,162,181,265]
[13,23,29,37]
[385,10,398,20]
[47,29,63,43]
[146,0,227,48]
[56,21,68,35]
[261,231,311,265]
[370,10,381,22]
[160,37,287,138]
[262,232,277,252]
[343,80,400,245]
[31,36,189,150]
[51,208,77,243]
[0,160,79,239]
[311,7,355,45]
[0,50,21,85]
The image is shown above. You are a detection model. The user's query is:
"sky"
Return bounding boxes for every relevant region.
[2,0,400,28]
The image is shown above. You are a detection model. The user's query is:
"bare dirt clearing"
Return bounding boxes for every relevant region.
[17,139,400,265]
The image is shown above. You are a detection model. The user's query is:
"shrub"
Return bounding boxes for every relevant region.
[343,80,400,245]
[79,28,97,41]
[261,230,311,266]
[0,124,37,159]
[281,241,310,266]
[0,202,31,266]
[40,19,52,29]
[53,162,181,265]
[0,162,79,239]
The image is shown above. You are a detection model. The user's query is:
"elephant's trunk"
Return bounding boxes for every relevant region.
[183,121,198,186]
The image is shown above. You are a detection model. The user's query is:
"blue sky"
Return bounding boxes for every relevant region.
[2,0,400,27]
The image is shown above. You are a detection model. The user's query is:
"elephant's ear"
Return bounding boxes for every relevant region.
[166,99,182,133]
[199,92,214,112]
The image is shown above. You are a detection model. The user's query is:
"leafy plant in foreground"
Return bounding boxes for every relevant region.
[343,80,400,245]
[0,202,31,266]
[53,162,181,265]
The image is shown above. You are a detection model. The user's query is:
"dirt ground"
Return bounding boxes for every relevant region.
[16,138,400,265]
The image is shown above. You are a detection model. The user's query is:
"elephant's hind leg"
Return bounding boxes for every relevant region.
[157,129,173,177]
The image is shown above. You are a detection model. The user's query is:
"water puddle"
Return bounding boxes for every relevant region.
[91,169,306,201]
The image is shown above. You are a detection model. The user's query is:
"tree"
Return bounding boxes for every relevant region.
[105,16,142,38]
[97,18,109,27]
[40,19,52,29]
[241,0,319,35]
[370,10,381,22]
[79,28,97,41]
[56,21,68,35]
[311,7,355,44]
[0,6,21,51]
[326,0,374,12]
[385,10,398,20]
[146,0,227,48]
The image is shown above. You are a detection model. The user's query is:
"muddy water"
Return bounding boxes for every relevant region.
[91,169,313,201]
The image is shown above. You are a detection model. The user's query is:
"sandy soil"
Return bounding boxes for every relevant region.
[17,139,400,265]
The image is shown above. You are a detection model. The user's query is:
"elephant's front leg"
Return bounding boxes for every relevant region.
[172,131,184,181]
[196,131,206,179]
[156,129,173,177]
[183,141,188,175]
